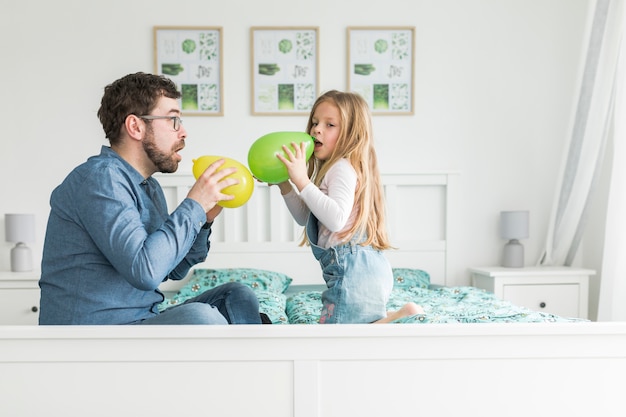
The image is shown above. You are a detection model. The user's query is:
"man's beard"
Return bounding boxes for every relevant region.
[143,129,182,174]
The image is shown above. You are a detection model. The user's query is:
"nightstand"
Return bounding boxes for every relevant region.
[0,270,40,325]
[469,266,595,319]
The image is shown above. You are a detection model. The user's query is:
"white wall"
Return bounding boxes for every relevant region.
[0,0,594,286]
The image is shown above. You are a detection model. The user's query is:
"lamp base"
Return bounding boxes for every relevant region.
[502,239,524,268]
[11,243,33,272]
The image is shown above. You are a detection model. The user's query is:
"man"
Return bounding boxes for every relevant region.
[39,72,262,325]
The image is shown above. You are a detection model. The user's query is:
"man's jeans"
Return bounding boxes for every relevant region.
[136,282,261,325]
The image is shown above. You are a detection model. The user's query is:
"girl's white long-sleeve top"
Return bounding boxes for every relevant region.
[282,159,358,249]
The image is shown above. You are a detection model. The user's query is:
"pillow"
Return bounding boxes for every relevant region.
[181,268,293,295]
[256,290,289,324]
[285,291,322,324]
[392,268,430,290]
[161,268,293,313]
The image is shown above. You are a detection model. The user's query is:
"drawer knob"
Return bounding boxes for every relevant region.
[539,302,546,309]
[31,306,39,313]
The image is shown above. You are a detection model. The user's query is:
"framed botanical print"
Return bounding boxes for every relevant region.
[347,26,415,115]
[251,26,319,115]
[154,26,223,116]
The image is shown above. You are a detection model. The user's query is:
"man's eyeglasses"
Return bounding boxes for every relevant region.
[138,115,183,131]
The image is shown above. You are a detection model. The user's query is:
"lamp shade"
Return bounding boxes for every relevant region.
[5,213,36,243]
[500,211,529,240]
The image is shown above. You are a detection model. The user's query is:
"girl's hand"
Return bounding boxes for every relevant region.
[276,141,311,192]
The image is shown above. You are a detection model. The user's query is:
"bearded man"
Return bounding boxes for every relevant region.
[39,72,262,325]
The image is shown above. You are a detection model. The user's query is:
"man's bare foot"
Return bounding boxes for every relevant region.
[374,302,424,323]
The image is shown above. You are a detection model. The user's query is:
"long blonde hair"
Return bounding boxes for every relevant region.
[303,90,391,250]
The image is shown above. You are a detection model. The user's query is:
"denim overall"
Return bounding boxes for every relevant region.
[306,214,393,323]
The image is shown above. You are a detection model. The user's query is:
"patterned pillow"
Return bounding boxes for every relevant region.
[161,268,293,315]
[285,291,322,324]
[392,268,431,289]
[177,268,293,297]
[256,290,289,324]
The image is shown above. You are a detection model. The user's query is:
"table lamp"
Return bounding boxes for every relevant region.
[4,213,36,272]
[500,210,529,268]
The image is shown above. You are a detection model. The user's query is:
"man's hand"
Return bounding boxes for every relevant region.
[187,158,238,213]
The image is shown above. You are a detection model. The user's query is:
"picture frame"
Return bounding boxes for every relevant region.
[250,26,319,115]
[347,26,415,115]
[153,26,223,116]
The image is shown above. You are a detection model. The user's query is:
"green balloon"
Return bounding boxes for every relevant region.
[247,131,315,183]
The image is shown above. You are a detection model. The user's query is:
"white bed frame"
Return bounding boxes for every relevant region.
[2,323,625,416]
[2,173,626,416]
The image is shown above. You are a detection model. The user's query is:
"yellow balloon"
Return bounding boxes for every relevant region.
[192,156,254,208]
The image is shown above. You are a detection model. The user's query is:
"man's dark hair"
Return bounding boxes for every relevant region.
[97,72,181,145]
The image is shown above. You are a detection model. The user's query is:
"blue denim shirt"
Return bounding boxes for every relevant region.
[39,146,210,325]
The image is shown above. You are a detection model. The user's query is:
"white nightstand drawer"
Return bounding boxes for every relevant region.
[0,288,40,325]
[503,284,580,318]
[469,266,594,319]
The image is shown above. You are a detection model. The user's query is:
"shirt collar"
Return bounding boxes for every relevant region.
[99,145,150,186]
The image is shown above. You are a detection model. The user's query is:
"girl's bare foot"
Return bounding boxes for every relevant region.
[374,302,424,323]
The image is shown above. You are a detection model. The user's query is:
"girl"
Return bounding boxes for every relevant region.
[275,90,423,323]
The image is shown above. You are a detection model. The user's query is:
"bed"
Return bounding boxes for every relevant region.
[1,172,626,417]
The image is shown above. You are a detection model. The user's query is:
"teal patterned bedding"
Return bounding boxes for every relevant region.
[161,268,586,324]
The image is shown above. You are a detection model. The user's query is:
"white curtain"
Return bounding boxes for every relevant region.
[597,1,626,321]
[538,0,623,270]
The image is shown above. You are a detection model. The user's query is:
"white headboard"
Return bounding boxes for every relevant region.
[156,173,458,287]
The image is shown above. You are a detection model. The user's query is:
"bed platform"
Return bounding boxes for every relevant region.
[2,172,625,416]
[2,323,626,416]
